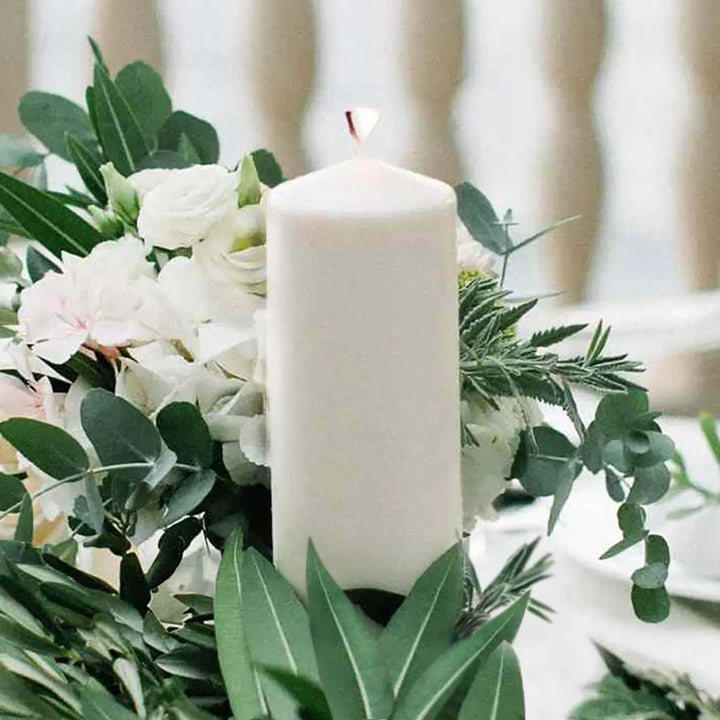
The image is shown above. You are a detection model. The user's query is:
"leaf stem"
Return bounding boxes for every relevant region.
[0,460,201,523]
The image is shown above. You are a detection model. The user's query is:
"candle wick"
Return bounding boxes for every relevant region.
[345,110,358,143]
[345,107,380,158]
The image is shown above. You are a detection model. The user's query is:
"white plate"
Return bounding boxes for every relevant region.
[551,479,720,604]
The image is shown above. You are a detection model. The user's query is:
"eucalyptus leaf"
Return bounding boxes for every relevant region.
[0,475,26,512]
[458,642,524,720]
[115,61,172,148]
[0,418,89,480]
[251,149,285,187]
[627,464,671,505]
[72,475,104,534]
[517,426,576,497]
[156,402,212,468]
[631,585,670,623]
[162,469,216,527]
[158,111,219,164]
[18,91,97,162]
[119,553,150,613]
[80,389,161,480]
[214,527,265,720]
[380,544,463,698]
[306,541,394,720]
[145,517,202,589]
[645,534,670,567]
[0,135,44,168]
[631,563,668,590]
[0,170,104,257]
[455,182,510,255]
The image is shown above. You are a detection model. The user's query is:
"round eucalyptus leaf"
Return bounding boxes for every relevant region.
[627,464,671,505]
[645,534,670,567]
[602,439,631,473]
[631,585,670,623]
[631,432,675,469]
[517,426,576,497]
[624,430,650,455]
[631,562,668,590]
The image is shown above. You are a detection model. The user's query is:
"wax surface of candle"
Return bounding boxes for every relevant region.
[267,158,461,594]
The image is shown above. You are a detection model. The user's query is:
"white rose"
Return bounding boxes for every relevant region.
[137,165,238,250]
[194,203,266,294]
[461,395,542,526]
[128,168,177,200]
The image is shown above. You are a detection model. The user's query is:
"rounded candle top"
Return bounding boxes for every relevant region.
[268,158,455,218]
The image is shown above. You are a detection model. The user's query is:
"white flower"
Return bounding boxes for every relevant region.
[461,395,541,526]
[194,203,267,294]
[128,168,177,200]
[18,236,172,364]
[137,165,238,250]
[457,240,496,276]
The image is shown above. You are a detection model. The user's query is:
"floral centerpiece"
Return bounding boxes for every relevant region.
[0,42,678,718]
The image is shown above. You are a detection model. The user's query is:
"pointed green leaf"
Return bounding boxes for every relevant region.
[242,548,318,720]
[0,474,26,513]
[458,642,524,720]
[18,91,96,162]
[80,389,161,480]
[262,668,332,720]
[78,686,140,720]
[0,418,89,480]
[214,527,265,720]
[115,61,172,147]
[119,553,150,613]
[93,64,149,175]
[392,594,529,720]
[26,246,59,283]
[65,134,106,204]
[13,496,32,544]
[380,544,463,698]
[0,170,104,256]
[307,541,394,720]
[455,182,511,254]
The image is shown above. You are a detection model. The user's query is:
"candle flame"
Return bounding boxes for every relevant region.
[345,107,380,145]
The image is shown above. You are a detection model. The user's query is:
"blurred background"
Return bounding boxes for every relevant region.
[2,0,719,413]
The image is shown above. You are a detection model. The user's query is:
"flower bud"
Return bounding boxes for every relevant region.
[100,162,140,225]
[237,154,262,208]
[88,205,124,237]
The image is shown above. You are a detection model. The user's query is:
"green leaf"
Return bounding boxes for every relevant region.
[455,182,511,255]
[119,553,150,613]
[0,170,104,257]
[65,134,106,204]
[0,418,89,480]
[631,432,675,469]
[458,642,524,720]
[18,91,97,162]
[72,475,104,533]
[392,594,529,720]
[380,544,463,698]
[306,541,394,720]
[262,668,332,720]
[517,427,576,497]
[238,154,262,207]
[699,412,720,467]
[0,666,62,717]
[13,496,32,544]
[0,615,61,655]
[115,61,172,148]
[242,547,318,720]
[162,469,216,527]
[158,111,219,164]
[78,686,140,720]
[92,63,149,175]
[645,534,670,567]
[0,475,26,512]
[631,563,668,590]
[80,389,161,481]
[528,324,587,348]
[156,402,212,468]
[251,149,285,187]
[135,150,191,169]
[25,246,58,283]
[145,517,202,589]
[0,134,44,168]
[214,527,265,720]
[618,503,646,537]
[631,585,670,623]
[595,391,649,439]
[627,464,671,505]
[547,460,580,534]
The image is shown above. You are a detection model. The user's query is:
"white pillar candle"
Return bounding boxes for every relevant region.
[267,136,461,594]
